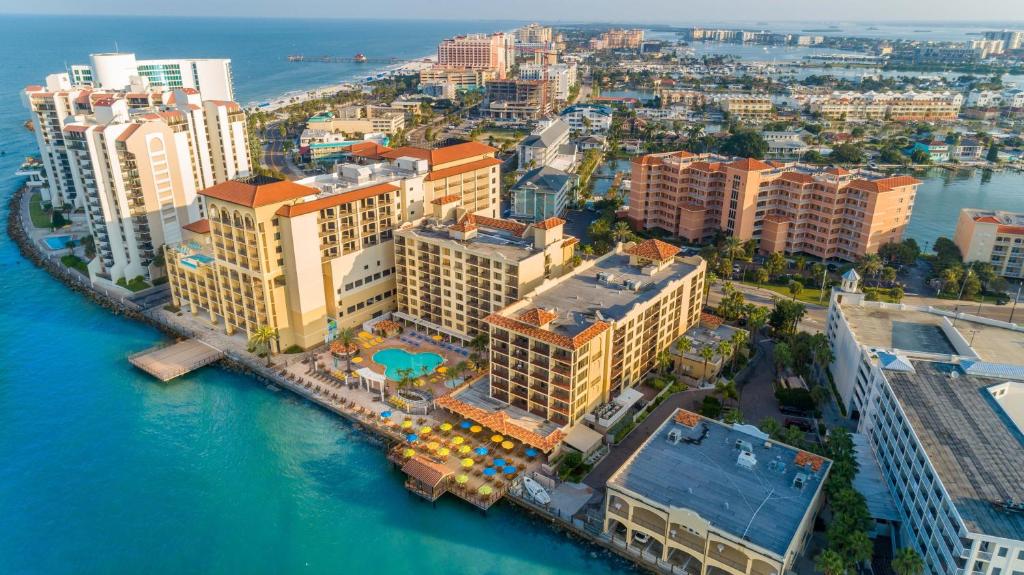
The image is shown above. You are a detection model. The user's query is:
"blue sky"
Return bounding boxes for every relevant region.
[3,0,1023,21]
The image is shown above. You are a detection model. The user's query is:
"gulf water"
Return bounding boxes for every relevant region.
[2,15,1024,575]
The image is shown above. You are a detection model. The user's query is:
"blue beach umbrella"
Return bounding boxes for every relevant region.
[525,448,538,458]
[493,458,506,468]
[460,421,472,429]
[474,446,489,456]
[482,467,497,476]
[406,434,419,442]
[503,465,516,475]
[380,411,392,418]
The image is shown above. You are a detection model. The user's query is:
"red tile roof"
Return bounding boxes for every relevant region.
[700,312,723,329]
[275,183,398,217]
[624,238,680,261]
[826,167,851,176]
[424,157,502,182]
[434,396,565,453]
[532,217,566,230]
[345,141,393,159]
[473,215,528,237]
[431,194,461,205]
[847,175,921,193]
[725,157,773,171]
[201,178,316,208]
[561,237,579,248]
[675,409,701,428]
[997,225,1024,235]
[518,308,557,326]
[182,219,211,234]
[449,215,478,233]
[380,146,432,161]
[794,450,826,472]
[429,141,498,166]
[974,216,1002,224]
[401,455,451,487]
[484,313,609,350]
[778,172,814,185]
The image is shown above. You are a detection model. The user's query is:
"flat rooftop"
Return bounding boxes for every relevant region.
[524,253,699,338]
[397,223,541,264]
[885,361,1024,539]
[608,411,830,557]
[838,301,1024,363]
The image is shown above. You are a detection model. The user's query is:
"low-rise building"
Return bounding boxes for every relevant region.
[670,314,747,383]
[954,208,1024,278]
[560,104,613,134]
[717,94,773,122]
[604,409,829,575]
[418,66,496,92]
[808,91,963,122]
[905,140,950,162]
[307,106,405,137]
[518,118,574,170]
[486,240,705,425]
[511,166,574,221]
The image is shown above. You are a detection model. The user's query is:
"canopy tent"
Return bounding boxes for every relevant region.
[563,423,604,458]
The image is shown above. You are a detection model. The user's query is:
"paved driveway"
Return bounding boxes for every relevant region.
[737,339,785,426]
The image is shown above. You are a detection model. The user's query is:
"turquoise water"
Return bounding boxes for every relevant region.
[0,15,636,575]
[373,348,445,380]
[43,235,74,250]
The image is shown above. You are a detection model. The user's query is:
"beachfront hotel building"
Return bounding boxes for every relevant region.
[68,52,235,101]
[953,208,1024,279]
[589,29,645,51]
[24,78,250,285]
[516,23,553,45]
[437,33,513,78]
[484,240,705,426]
[825,275,1024,575]
[393,208,577,342]
[418,66,496,92]
[604,409,830,575]
[627,151,921,261]
[806,91,963,122]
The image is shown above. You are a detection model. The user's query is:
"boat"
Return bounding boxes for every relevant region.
[353,53,368,63]
[23,120,34,132]
[522,476,551,505]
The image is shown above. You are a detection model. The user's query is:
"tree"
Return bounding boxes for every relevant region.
[754,267,770,286]
[656,349,673,375]
[881,266,897,284]
[51,211,67,230]
[719,130,768,159]
[765,252,786,280]
[699,346,716,381]
[787,278,803,300]
[714,378,739,407]
[962,272,982,300]
[746,306,770,344]
[248,325,278,367]
[986,143,1000,163]
[829,143,865,164]
[910,149,931,164]
[729,330,750,366]
[892,285,905,303]
[769,298,806,336]
[858,254,883,280]
[815,549,848,575]
[793,255,807,276]
[613,221,633,244]
[717,282,746,321]
[759,417,782,439]
[892,547,925,575]
[337,327,357,374]
[704,271,718,306]
[676,336,693,356]
[773,341,793,370]
[396,367,416,392]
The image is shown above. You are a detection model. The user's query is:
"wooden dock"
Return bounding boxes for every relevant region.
[128,339,225,381]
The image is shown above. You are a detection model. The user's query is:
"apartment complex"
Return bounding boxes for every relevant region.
[559,104,613,133]
[953,208,1024,279]
[604,409,829,575]
[807,91,963,122]
[589,29,645,51]
[518,63,578,101]
[437,33,513,77]
[381,141,502,218]
[628,151,921,261]
[486,240,705,426]
[826,278,1024,575]
[516,23,553,44]
[394,210,576,341]
[717,94,774,121]
[518,118,573,170]
[418,66,496,92]
[511,166,574,222]
[68,52,234,101]
[306,106,405,137]
[24,78,250,284]
[482,79,552,121]
[983,29,1024,50]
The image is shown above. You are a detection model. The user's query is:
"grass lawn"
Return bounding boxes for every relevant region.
[116,276,151,292]
[29,192,51,228]
[739,280,831,305]
[60,254,88,275]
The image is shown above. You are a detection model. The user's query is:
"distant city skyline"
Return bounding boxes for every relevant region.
[3,0,1024,23]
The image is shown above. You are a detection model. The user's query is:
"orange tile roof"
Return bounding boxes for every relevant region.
[518,308,557,326]
[848,175,921,193]
[182,219,211,234]
[345,141,393,158]
[114,124,140,142]
[380,146,432,161]
[700,312,723,329]
[401,455,452,487]
[778,172,814,185]
[434,395,565,453]
[201,177,316,208]
[826,167,851,176]
[624,238,680,261]
[429,141,498,166]
[431,194,461,205]
[974,216,1002,224]
[484,313,609,350]
[562,237,579,248]
[687,161,723,173]
[532,216,566,230]
[473,215,527,237]
[794,450,825,472]
[275,183,398,217]
[674,409,701,428]
[997,225,1024,235]
[425,157,502,182]
[449,215,478,232]
[725,157,773,171]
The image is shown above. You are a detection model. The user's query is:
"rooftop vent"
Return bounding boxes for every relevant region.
[624,278,645,291]
[667,429,681,444]
[597,272,619,286]
[737,450,757,470]
[735,439,753,453]
[793,472,808,490]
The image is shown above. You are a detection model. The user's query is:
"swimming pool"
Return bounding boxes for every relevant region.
[372,348,444,381]
[43,235,75,250]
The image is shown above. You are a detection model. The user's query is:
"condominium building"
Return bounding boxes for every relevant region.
[511,166,574,222]
[437,33,513,77]
[654,88,708,109]
[306,106,405,137]
[953,208,1024,279]
[807,91,963,122]
[69,52,234,101]
[394,208,576,341]
[589,29,645,51]
[825,276,1024,575]
[418,66,496,92]
[486,240,705,426]
[559,104,613,133]
[381,141,502,218]
[518,118,573,170]
[518,63,578,101]
[717,94,774,121]
[516,23,553,45]
[482,79,552,121]
[604,409,829,575]
[983,30,1024,50]
[24,79,250,284]
[628,151,921,261]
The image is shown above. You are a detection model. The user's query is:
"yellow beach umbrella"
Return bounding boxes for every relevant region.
[401,420,413,429]
[427,441,439,451]
[470,425,482,433]
[440,422,453,432]
[351,356,363,363]
[478,485,493,496]
[455,474,469,484]
[452,436,465,445]
[461,458,474,468]
[402,448,415,458]
[458,445,472,454]
[437,447,450,457]
[437,366,447,374]
[491,434,504,443]
[420,426,432,434]
[432,334,443,341]
[501,440,514,450]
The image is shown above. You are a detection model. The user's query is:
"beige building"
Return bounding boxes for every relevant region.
[437,33,513,77]
[628,151,921,262]
[418,66,496,92]
[718,94,774,122]
[486,240,705,426]
[808,91,963,122]
[394,208,577,342]
[517,23,553,44]
[604,409,830,575]
[670,316,747,383]
[953,208,1024,279]
[589,29,645,50]
[382,141,502,217]
[307,106,405,137]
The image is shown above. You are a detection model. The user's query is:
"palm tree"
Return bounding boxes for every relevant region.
[892,285,905,303]
[655,349,672,375]
[794,255,807,276]
[788,278,803,300]
[714,379,739,407]
[676,336,692,355]
[469,333,489,357]
[704,271,718,306]
[858,254,883,281]
[746,306,769,345]
[699,346,716,382]
[248,325,278,367]
[396,367,416,393]
[613,221,632,244]
[446,362,465,388]
[337,327,356,374]
[582,245,594,259]
[716,340,733,373]
[759,417,782,439]
[729,330,749,369]
[891,547,924,575]
[754,267,770,287]
[815,549,847,575]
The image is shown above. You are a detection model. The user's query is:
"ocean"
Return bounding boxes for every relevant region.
[0,15,634,575]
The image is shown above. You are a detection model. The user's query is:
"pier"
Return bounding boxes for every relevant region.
[128,339,225,381]
[287,54,415,64]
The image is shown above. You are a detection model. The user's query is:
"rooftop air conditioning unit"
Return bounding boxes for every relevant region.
[737,450,757,470]
[667,429,681,444]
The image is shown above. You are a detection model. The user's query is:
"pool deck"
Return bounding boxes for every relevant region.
[353,333,471,394]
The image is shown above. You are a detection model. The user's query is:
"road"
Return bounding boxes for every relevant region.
[705,281,828,334]
[261,122,303,179]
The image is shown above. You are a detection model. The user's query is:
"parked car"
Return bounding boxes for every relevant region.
[784,417,813,432]
[633,532,650,545]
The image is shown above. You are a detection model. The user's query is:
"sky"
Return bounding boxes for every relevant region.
[3,0,1024,22]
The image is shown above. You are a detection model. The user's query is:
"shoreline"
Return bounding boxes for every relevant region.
[5,184,657,575]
